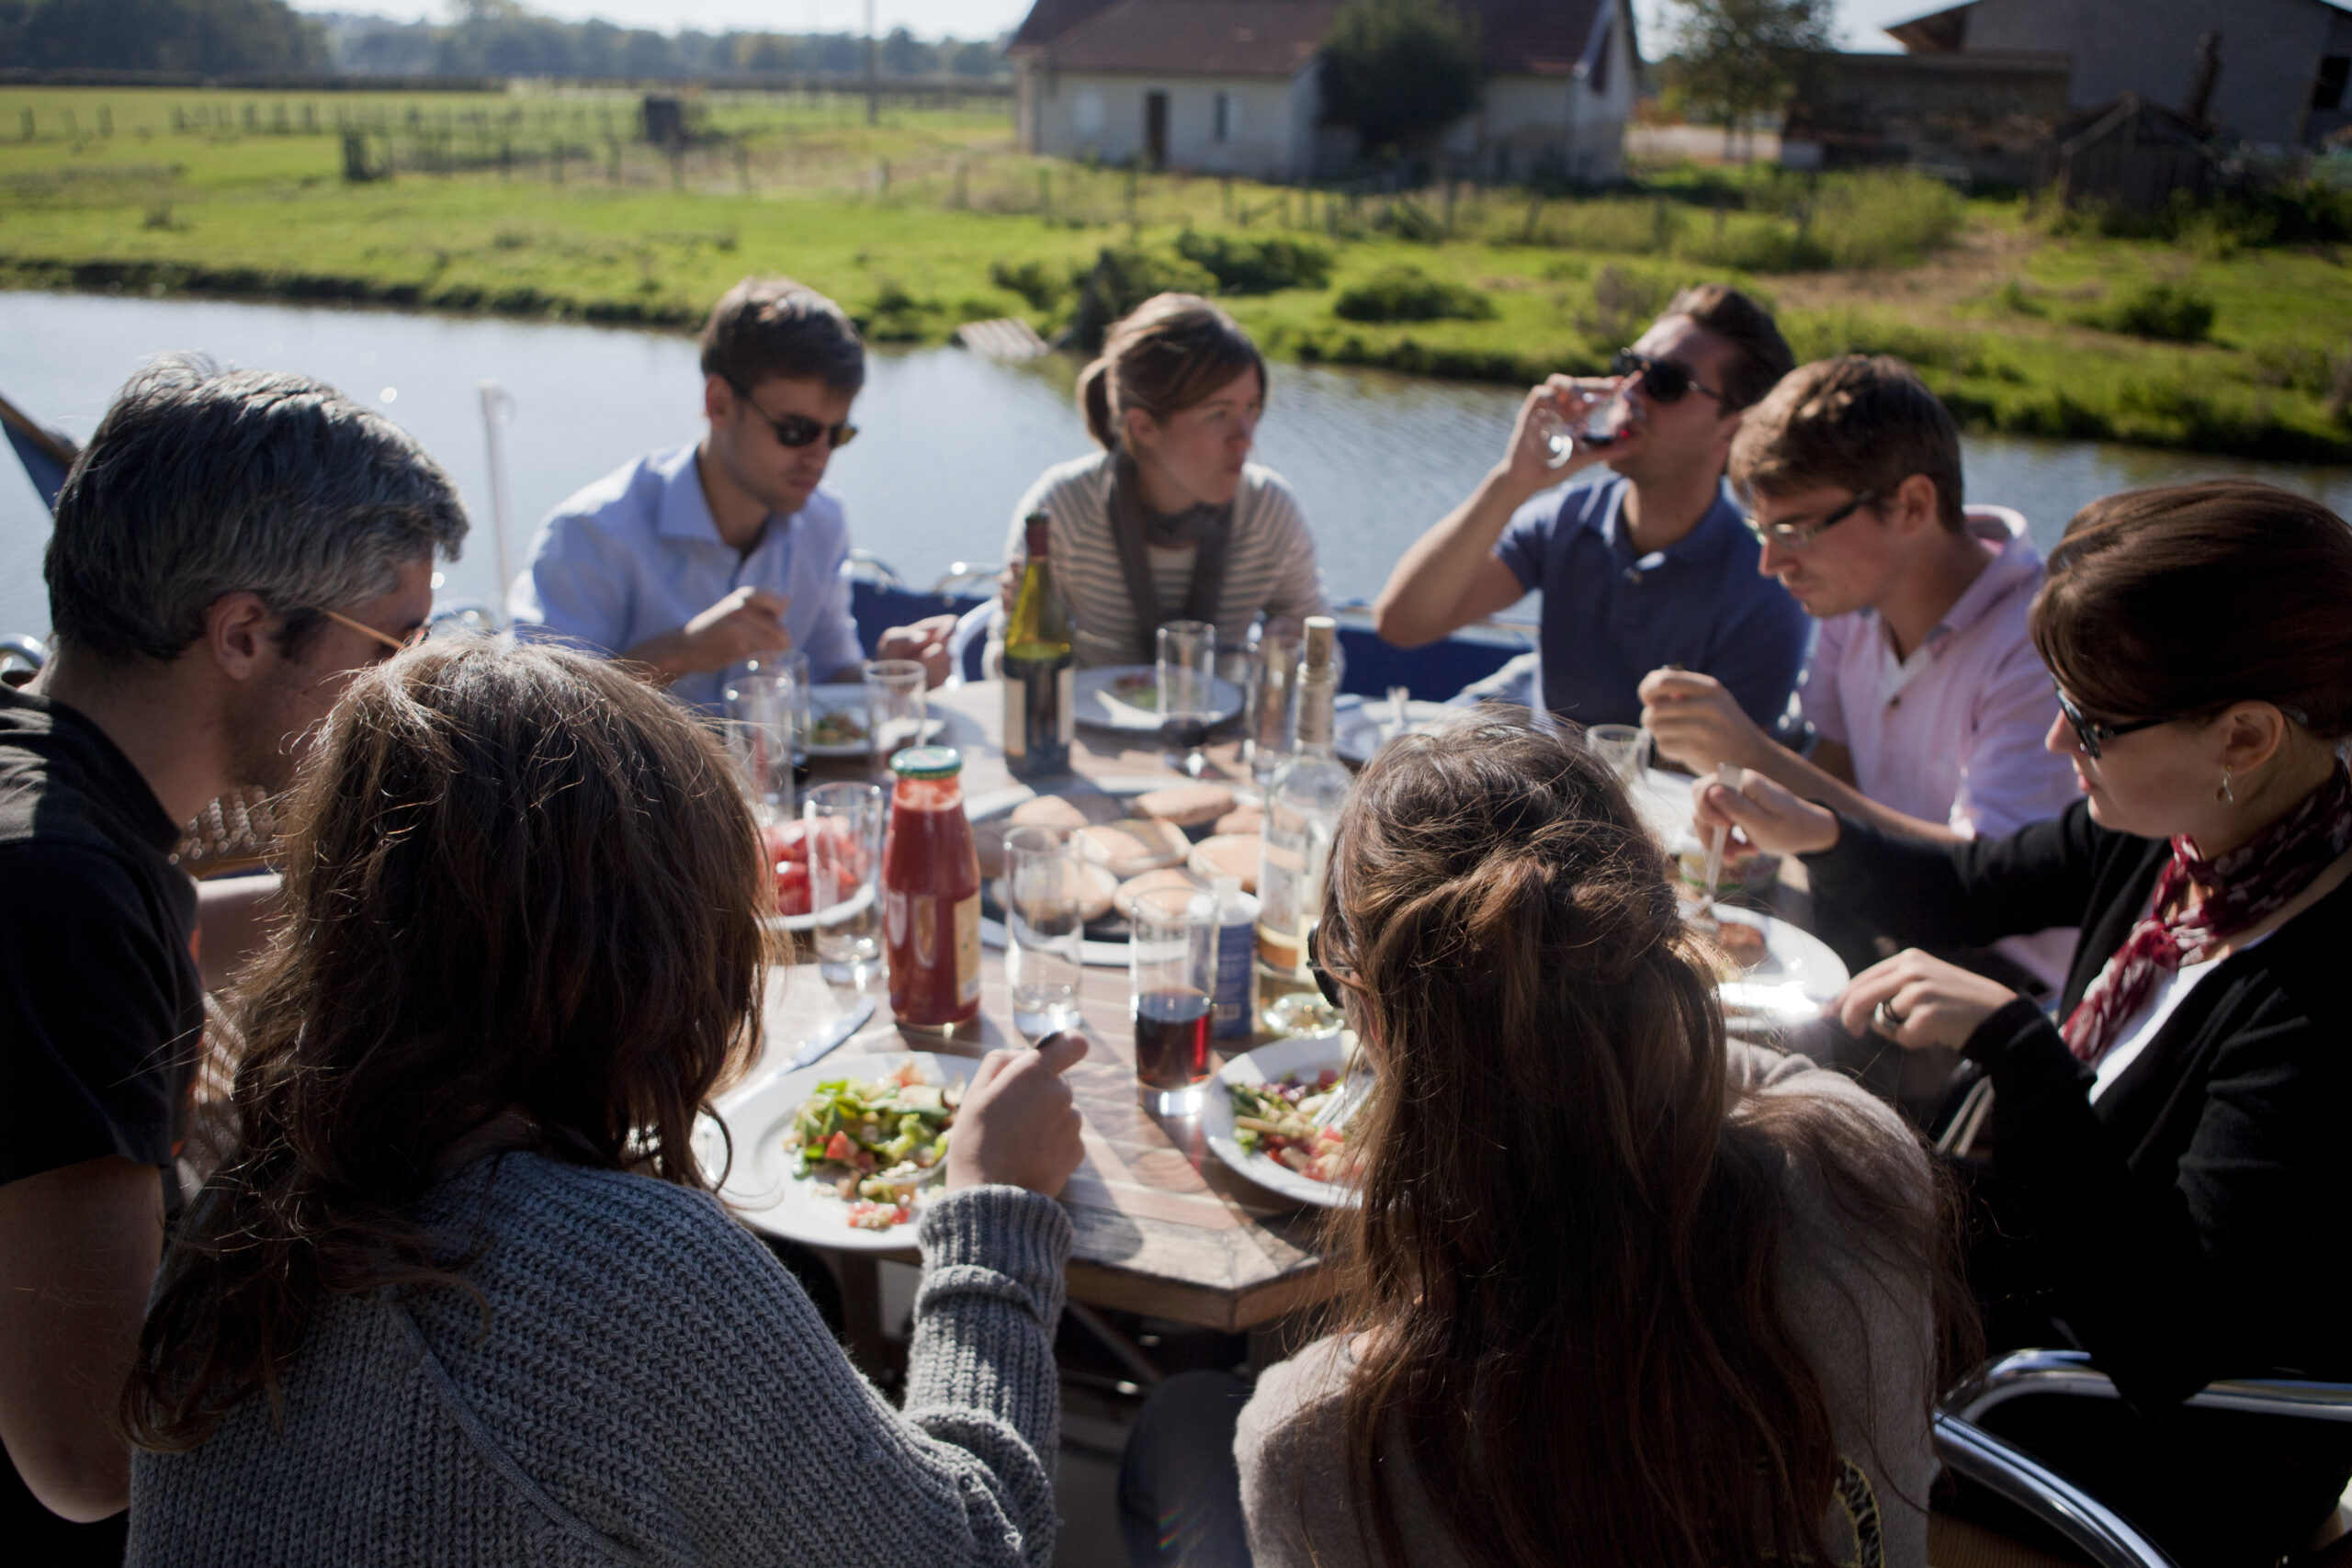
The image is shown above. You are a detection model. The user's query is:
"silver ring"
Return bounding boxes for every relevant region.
[1874,999,1906,1033]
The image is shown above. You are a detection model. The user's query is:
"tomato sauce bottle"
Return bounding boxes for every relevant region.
[880,745,982,1034]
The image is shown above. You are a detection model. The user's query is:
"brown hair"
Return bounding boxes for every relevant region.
[1315,713,1964,1567]
[1730,355,1967,532]
[700,275,865,395]
[1664,282,1796,411]
[124,639,768,1449]
[1077,292,1266,449]
[2032,479,2352,738]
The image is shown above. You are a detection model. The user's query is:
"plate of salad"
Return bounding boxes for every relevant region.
[803,683,944,758]
[1071,665,1244,732]
[703,1053,978,1251]
[1201,1033,1363,1209]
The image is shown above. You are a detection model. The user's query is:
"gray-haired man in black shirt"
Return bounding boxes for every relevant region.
[0,356,466,1558]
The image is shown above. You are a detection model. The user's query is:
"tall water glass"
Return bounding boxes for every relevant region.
[865,659,928,766]
[1243,632,1302,793]
[1157,620,1217,779]
[1130,884,1217,1114]
[1585,723,1648,787]
[723,669,797,827]
[804,782,885,987]
[759,649,812,766]
[1002,825,1086,1040]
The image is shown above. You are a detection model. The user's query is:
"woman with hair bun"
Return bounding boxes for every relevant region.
[995,293,1325,667]
[1120,713,1958,1568]
[1703,479,2352,1566]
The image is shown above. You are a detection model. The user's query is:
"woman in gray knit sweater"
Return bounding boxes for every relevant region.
[121,640,1088,1567]
[1224,715,1960,1568]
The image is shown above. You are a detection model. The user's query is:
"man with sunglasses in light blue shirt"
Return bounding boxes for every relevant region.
[1374,283,1808,732]
[511,276,955,711]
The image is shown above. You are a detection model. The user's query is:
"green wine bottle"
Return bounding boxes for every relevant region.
[1002,513,1074,780]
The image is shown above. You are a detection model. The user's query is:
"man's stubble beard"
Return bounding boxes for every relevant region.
[223,660,325,795]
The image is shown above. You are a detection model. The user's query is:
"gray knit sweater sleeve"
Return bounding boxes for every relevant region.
[128,1156,1072,1568]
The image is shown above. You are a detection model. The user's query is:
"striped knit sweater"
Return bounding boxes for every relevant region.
[994,450,1327,668]
[128,1155,1071,1567]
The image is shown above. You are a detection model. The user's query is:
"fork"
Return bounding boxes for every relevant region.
[1310,1043,1374,1132]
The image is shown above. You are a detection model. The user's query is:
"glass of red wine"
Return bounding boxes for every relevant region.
[1157,619,1217,779]
[1129,883,1218,1115]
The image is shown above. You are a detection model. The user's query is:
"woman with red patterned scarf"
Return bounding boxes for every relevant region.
[1698,480,2352,1568]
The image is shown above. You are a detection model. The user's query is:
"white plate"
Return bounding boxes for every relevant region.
[1334,699,1456,765]
[1707,904,1849,1027]
[1202,1035,1362,1209]
[804,682,944,758]
[1071,665,1244,732]
[701,1052,978,1253]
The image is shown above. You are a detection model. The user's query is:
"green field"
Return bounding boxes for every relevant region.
[5,85,2350,460]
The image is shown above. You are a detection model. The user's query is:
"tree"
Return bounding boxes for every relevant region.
[1317,0,1482,159]
[1664,0,1836,160]
[12,0,327,73]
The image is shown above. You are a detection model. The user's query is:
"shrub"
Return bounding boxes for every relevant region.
[2098,281,2216,343]
[1319,0,1482,154]
[988,257,1066,313]
[1172,231,1333,294]
[1807,171,1964,269]
[1065,244,1218,348]
[1332,265,1494,323]
[1575,265,1670,345]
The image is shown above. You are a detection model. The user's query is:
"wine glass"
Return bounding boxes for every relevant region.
[1157,620,1217,779]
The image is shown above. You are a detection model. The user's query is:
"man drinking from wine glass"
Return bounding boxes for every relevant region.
[511,276,956,709]
[1373,284,1807,733]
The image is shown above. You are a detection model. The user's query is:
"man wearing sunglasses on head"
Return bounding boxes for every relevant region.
[512,276,956,708]
[1374,283,1807,732]
[1637,355,2078,998]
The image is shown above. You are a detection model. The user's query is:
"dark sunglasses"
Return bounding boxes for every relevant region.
[1611,348,1730,408]
[1744,490,1877,549]
[2052,684,2171,760]
[1307,920,1347,1010]
[735,388,858,451]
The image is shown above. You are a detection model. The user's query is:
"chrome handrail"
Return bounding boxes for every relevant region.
[1932,1413,2177,1568]
[1949,1349,2352,1427]
[928,562,1001,599]
[0,633,47,672]
[1323,598,1541,650]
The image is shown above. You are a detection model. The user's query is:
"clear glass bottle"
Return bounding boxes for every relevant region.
[1001,513,1074,781]
[1255,616,1349,999]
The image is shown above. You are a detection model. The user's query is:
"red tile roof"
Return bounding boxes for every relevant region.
[1042,1,1345,77]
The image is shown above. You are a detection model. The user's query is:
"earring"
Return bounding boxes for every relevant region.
[2217,767,2235,805]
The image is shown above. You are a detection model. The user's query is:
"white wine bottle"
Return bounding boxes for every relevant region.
[1002,512,1074,781]
[1255,616,1348,996]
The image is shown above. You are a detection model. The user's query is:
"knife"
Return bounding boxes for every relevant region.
[782,993,878,1073]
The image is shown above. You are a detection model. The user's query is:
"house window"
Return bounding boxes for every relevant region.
[2316,55,2351,112]
[1215,91,1239,142]
[1075,89,1104,137]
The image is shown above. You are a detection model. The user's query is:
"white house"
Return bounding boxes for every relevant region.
[1008,0,1643,183]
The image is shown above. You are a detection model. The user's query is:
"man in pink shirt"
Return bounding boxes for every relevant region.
[1638,355,2077,993]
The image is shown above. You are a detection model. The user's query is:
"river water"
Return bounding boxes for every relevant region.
[6,289,2352,643]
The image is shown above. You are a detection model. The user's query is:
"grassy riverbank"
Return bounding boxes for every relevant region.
[6,86,2352,460]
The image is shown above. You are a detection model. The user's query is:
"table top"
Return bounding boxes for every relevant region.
[734,679,1329,1333]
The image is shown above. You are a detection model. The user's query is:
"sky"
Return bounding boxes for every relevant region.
[301,0,1939,52]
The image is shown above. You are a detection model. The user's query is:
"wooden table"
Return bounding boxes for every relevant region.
[739,679,1331,1335]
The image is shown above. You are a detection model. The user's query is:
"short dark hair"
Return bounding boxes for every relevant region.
[1730,355,1966,532]
[1663,283,1795,412]
[698,276,865,395]
[2032,480,2352,739]
[46,355,468,663]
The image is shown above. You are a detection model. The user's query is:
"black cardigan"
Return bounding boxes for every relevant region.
[1804,801,2352,1409]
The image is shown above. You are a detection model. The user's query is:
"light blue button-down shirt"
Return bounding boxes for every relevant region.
[508,442,865,712]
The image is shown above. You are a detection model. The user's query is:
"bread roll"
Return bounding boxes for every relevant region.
[1186,833,1261,893]
[1077,818,1190,877]
[993,861,1117,924]
[1011,792,1125,829]
[1133,782,1235,828]
[1212,803,1263,836]
[1114,866,1208,922]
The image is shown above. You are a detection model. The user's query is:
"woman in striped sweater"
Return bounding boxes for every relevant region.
[996,294,1326,668]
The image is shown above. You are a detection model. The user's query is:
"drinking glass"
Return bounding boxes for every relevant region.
[1529,384,1631,468]
[723,669,797,827]
[1585,723,1649,787]
[1157,620,1217,780]
[804,782,885,987]
[864,659,928,766]
[750,649,812,766]
[1130,883,1217,1114]
[1002,825,1086,1040]
[1243,632,1303,792]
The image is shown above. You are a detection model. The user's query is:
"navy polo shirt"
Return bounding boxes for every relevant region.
[1493,475,1810,731]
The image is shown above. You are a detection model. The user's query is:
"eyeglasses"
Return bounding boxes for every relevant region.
[1307,920,1350,1010]
[315,606,425,660]
[2052,684,2172,760]
[1743,491,1878,549]
[1611,348,1730,408]
[733,385,857,450]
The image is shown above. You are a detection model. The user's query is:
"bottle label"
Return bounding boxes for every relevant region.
[1056,665,1074,746]
[1215,915,1256,1037]
[953,891,981,1004]
[1004,678,1025,759]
